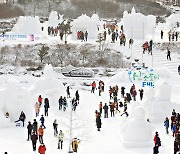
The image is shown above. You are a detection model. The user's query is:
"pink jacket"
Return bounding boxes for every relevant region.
[35,102,40,113]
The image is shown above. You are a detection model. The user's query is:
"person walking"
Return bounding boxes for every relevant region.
[75,90,80,104]
[85,31,88,41]
[161,30,164,39]
[148,40,153,55]
[132,89,137,101]
[63,97,67,111]
[35,102,40,117]
[129,38,134,48]
[91,81,96,93]
[27,121,33,141]
[31,131,38,151]
[53,119,58,137]
[32,119,38,135]
[59,96,63,110]
[66,86,70,98]
[38,143,46,154]
[99,102,103,115]
[44,98,50,117]
[38,125,44,144]
[164,117,169,134]
[109,102,115,117]
[38,95,43,107]
[174,139,179,154]
[40,115,46,129]
[139,88,144,101]
[96,113,102,131]
[58,130,64,149]
[103,103,109,118]
[154,132,161,147]
[109,86,113,99]
[121,86,125,98]
[167,47,171,61]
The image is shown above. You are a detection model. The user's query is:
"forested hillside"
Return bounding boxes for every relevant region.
[0,0,171,19]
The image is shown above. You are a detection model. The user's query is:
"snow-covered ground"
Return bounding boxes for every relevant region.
[0,9,180,154]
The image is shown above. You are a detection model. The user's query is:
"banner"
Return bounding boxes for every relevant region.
[128,66,160,88]
[0,34,36,42]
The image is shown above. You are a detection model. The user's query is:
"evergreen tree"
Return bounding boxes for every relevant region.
[37,45,49,63]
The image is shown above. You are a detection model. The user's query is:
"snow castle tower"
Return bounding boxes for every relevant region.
[121,106,154,148]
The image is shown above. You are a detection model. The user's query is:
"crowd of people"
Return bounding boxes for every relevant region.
[93,81,145,132]
[11,86,82,154]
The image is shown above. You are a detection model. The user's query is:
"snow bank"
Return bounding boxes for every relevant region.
[106,70,129,86]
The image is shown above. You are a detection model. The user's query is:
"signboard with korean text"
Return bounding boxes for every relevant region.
[128,66,159,88]
[0,34,35,42]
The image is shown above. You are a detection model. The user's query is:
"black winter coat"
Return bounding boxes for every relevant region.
[33,121,38,131]
[27,123,33,132]
[19,113,26,121]
[59,98,63,106]
[103,105,109,112]
[31,134,38,143]
[96,117,102,129]
[44,98,50,108]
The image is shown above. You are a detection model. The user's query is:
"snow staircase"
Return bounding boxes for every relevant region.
[152,50,179,74]
[132,44,179,74]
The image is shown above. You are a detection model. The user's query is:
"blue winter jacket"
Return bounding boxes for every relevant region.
[164,119,169,128]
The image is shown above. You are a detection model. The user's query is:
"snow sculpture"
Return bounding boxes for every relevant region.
[48,11,62,28]
[11,16,42,35]
[121,106,154,147]
[91,14,102,30]
[71,14,99,40]
[166,13,180,29]
[0,78,32,127]
[143,80,173,122]
[131,7,136,14]
[122,8,156,40]
[31,64,66,106]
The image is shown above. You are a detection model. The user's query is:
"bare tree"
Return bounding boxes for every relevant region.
[56,44,69,66]
[79,44,91,63]
[13,44,22,65]
[59,100,92,153]
[0,46,7,64]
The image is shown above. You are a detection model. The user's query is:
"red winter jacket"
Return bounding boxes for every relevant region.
[38,145,46,154]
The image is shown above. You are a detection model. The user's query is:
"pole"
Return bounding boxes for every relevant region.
[68,100,73,153]
[130,26,133,68]
[142,22,144,66]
